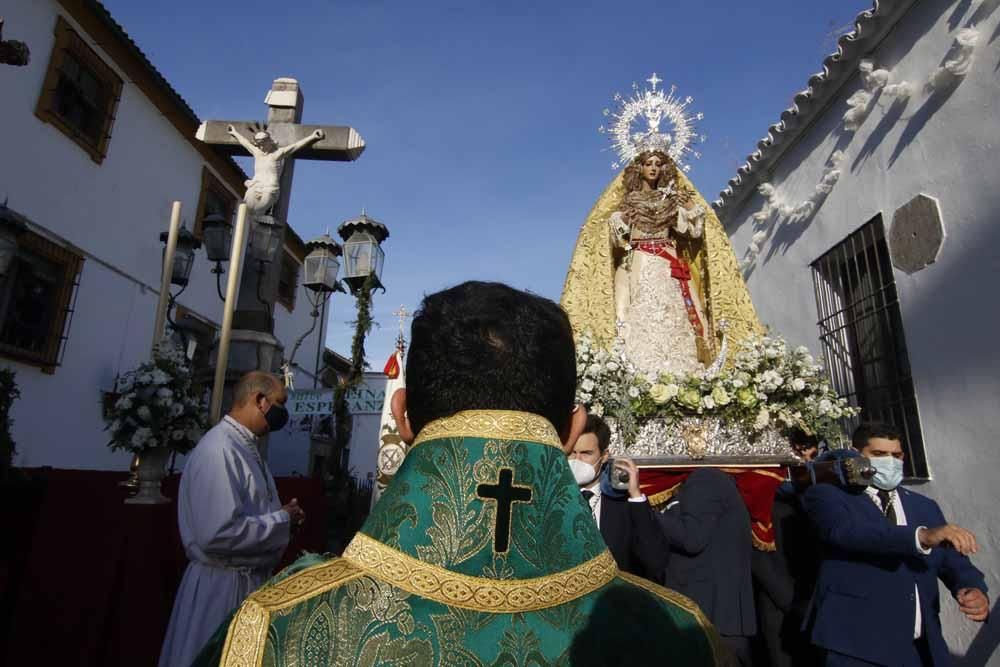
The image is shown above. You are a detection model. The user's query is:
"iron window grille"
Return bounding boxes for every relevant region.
[811,214,928,479]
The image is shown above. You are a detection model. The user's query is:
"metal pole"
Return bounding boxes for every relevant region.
[152,201,182,355]
[314,297,328,389]
[210,203,250,423]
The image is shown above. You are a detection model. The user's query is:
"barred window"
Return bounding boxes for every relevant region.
[0,217,84,373]
[277,251,300,312]
[35,17,123,163]
[811,214,928,478]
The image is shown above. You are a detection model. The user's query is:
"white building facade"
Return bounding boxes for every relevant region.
[717,0,1000,659]
[0,0,326,471]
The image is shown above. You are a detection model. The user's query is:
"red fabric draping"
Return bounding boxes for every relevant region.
[639,467,787,551]
[2,468,326,666]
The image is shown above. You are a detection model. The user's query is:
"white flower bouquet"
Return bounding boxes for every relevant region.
[104,341,209,454]
[576,332,858,447]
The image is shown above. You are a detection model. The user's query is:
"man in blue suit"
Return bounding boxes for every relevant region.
[803,422,989,666]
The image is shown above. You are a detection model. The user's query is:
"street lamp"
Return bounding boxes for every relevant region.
[201,212,233,264]
[337,211,389,294]
[303,233,342,293]
[201,211,233,301]
[159,223,201,288]
[0,200,27,278]
[283,233,344,389]
[248,215,283,264]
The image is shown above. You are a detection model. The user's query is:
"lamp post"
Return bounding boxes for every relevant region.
[158,220,201,348]
[284,233,343,388]
[337,211,389,295]
[201,212,232,300]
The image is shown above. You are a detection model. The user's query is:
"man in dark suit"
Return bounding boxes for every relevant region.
[752,429,824,666]
[803,422,989,666]
[655,467,757,665]
[567,415,668,579]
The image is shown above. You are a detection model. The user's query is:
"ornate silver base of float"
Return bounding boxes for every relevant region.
[607,417,798,467]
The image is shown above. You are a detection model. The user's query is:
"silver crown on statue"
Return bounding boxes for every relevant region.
[599,73,706,172]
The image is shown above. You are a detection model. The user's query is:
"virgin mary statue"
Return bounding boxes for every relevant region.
[561,74,762,379]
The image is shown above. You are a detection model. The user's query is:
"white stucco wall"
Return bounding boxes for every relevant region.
[0,0,325,471]
[724,2,1000,660]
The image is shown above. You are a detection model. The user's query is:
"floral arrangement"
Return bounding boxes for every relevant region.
[104,341,209,454]
[576,331,858,447]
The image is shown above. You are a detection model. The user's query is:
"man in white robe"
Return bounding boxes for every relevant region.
[159,371,305,667]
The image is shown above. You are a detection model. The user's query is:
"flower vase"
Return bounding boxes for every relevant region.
[124,446,172,505]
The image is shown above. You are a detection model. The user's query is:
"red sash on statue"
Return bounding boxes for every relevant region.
[634,239,704,339]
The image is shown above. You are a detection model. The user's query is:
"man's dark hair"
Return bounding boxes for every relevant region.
[852,421,903,450]
[405,281,577,435]
[583,414,612,453]
[787,427,819,452]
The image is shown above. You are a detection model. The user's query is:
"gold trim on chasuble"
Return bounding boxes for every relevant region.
[219,558,365,667]
[410,410,564,451]
[617,571,728,667]
[343,532,618,613]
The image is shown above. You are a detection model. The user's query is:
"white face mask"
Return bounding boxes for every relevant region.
[869,455,904,491]
[569,459,599,486]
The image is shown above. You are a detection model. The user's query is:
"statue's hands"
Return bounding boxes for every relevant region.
[312,129,325,140]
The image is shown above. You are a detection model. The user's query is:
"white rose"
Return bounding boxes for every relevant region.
[627,386,640,399]
[606,361,620,372]
[587,363,602,376]
[581,379,595,392]
[753,408,771,430]
[795,346,810,355]
[702,396,716,410]
[791,378,806,391]
[818,399,833,416]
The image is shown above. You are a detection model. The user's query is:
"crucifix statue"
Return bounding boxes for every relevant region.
[196,77,365,333]
[225,124,325,216]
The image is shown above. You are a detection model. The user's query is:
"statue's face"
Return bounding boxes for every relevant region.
[640,154,665,184]
[254,132,277,153]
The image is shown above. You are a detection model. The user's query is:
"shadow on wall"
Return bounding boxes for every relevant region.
[952,597,999,665]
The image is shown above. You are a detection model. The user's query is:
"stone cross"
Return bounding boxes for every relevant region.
[476,468,533,553]
[196,77,365,332]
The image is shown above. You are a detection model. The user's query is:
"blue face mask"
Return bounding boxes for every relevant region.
[869,456,904,490]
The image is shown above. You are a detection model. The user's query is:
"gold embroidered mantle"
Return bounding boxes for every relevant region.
[560,169,763,360]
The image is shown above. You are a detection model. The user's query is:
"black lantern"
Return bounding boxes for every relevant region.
[201,212,233,263]
[337,212,389,293]
[159,224,201,287]
[303,233,342,293]
[0,201,27,278]
[249,215,283,264]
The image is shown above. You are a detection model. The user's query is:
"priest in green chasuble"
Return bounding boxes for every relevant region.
[196,281,725,666]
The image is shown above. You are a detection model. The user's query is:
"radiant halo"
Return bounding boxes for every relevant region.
[599,73,706,172]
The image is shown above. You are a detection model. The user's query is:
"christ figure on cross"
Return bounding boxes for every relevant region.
[226,124,325,216]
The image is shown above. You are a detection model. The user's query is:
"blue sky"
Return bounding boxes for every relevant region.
[104,0,865,367]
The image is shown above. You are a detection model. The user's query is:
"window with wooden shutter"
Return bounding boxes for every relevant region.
[35,16,123,164]
[277,250,300,312]
[0,228,84,372]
